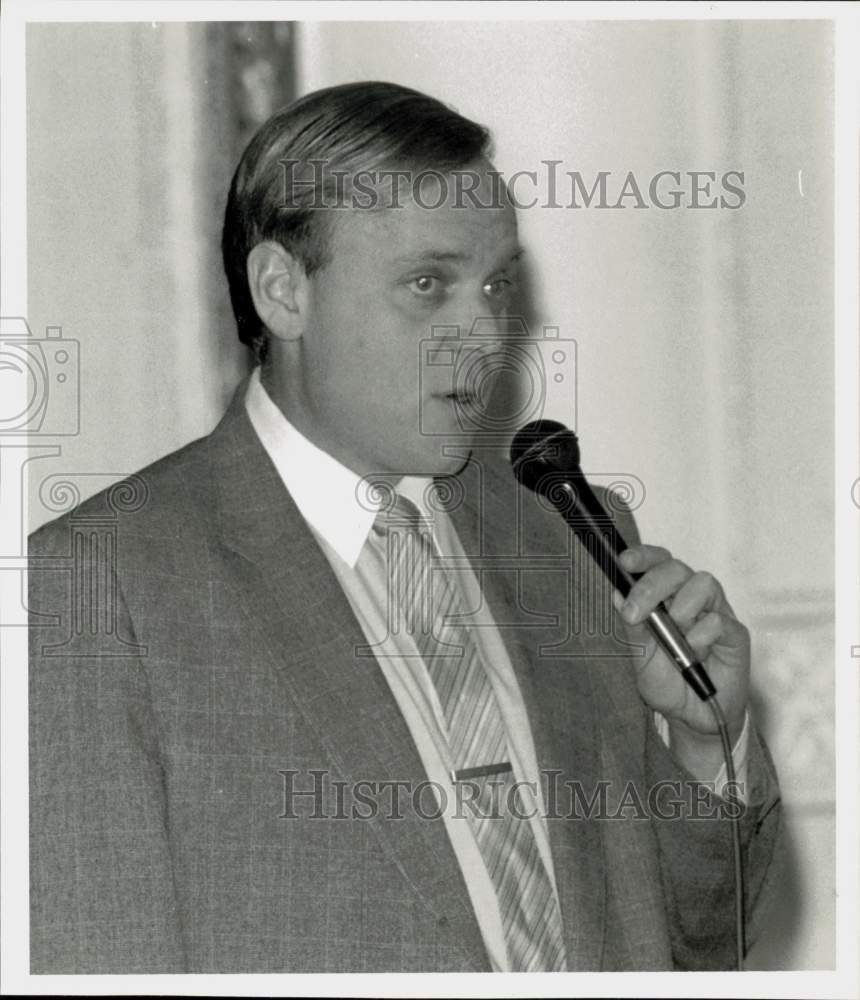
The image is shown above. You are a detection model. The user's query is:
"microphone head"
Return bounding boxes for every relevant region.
[510,419,582,494]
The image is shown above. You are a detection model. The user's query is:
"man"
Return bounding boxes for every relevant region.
[28,81,782,973]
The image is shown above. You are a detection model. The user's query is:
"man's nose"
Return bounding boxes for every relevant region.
[463,313,526,351]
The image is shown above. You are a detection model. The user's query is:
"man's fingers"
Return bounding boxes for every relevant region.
[619,545,673,573]
[618,555,693,624]
[682,610,725,657]
[685,610,750,662]
[663,570,727,629]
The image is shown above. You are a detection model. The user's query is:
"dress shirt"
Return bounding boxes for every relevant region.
[243,366,749,969]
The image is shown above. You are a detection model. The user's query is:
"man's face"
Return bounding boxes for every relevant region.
[295,160,522,478]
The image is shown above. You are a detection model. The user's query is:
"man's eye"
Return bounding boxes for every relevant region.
[483,277,515,300]
[408,275,441,295]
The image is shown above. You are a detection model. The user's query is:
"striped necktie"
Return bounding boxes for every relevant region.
[373,490,567,972]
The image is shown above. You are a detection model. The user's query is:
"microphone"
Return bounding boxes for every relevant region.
[510,419,716,701]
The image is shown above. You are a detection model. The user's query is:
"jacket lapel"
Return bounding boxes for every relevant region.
[205,390,490,969]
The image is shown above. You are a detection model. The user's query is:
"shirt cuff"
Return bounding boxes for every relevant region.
[653,709,750,804]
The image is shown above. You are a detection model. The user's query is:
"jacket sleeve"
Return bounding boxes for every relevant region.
[29,517,186,973]
[644,710,784,969]
[607,488,784,969]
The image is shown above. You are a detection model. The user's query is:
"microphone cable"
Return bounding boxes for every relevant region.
[705,693,746,970]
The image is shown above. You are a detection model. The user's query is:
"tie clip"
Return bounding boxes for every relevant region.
[450,762,513,782]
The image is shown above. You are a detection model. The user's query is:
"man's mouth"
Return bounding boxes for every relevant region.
[443,389,478,406]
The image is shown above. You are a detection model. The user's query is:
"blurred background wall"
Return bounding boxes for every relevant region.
[25,18,834,970]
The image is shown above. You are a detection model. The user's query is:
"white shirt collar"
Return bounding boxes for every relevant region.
[244,366,434,568]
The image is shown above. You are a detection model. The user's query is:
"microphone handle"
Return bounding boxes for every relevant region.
[557,478,716,701]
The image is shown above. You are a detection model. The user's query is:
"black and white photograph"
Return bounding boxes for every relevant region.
[1,2,857,996]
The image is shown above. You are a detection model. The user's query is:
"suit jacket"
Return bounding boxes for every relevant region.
[28,382,783,973]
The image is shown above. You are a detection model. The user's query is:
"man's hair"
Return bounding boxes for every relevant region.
[221,81,492,363]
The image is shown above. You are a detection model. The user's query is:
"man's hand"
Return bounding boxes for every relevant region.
[611,544,750,778]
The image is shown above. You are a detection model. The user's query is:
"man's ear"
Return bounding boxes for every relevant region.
[246,241,309,343]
